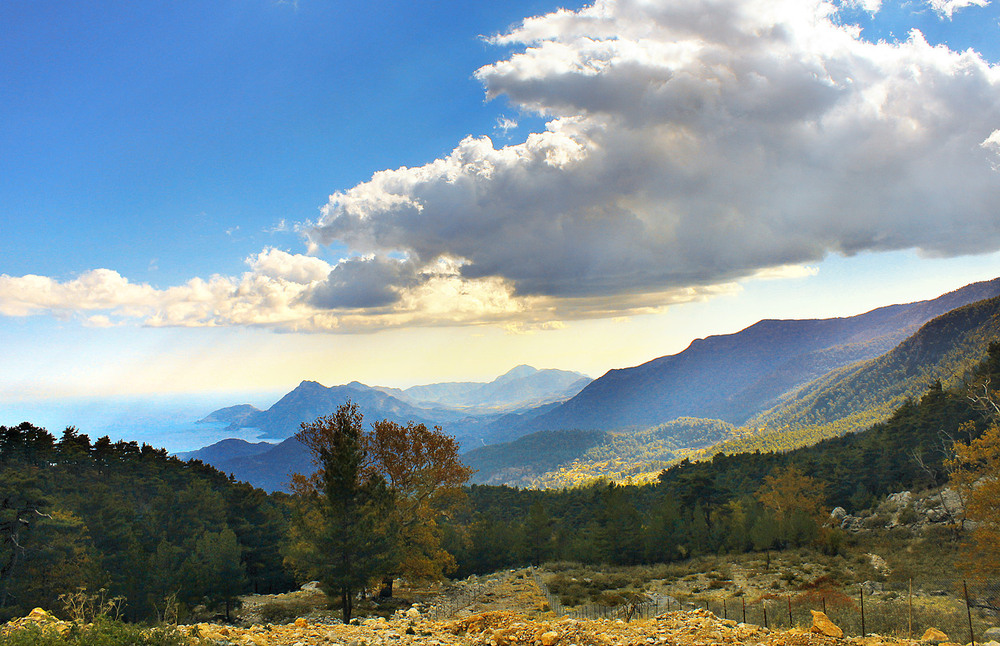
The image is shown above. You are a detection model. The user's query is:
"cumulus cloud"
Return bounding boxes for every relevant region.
[5,0,1000,332]
[307,256,420,309]
[927,0,990,19]
[308,0,1000,309]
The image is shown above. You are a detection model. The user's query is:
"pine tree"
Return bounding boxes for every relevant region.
[183,527,247,622]
[287,402,398,623]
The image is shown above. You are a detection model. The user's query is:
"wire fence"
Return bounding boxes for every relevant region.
[531,569,1000,641]
[425,576,497,620]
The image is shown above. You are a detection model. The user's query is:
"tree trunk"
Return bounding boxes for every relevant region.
[379,576,394,598]
[342,588,352,624]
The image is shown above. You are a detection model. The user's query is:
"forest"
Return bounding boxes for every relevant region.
[3,343,999,624]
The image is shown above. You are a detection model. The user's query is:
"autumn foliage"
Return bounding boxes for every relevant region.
[948,420,1000,576]
[286,401,474,616]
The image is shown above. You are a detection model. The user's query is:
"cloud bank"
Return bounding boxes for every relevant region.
[4,0,1000,331]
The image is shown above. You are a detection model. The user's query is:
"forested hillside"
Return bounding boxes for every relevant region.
[0,427,292,622]
[465,418,737,487]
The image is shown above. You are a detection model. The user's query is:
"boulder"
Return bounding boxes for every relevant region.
[983,627,1000,642]
[939,488,965,514]
[886,491,912,507]
[540,631,560,646]
[921,628,949,644]
[830,507,847,521]
[809,610,843,638]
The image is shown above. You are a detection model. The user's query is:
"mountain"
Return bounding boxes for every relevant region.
[203,380,450,441]
[464,417,738,487]
[400,365,591,410]
[197,365,592,445]
[176,437,275,463]
[208,435,315,493]
[188,365,592,489]
[196,404,261,426]
[470,290,1000,488]
[718,292,1000,453]
[522,278,1000,433]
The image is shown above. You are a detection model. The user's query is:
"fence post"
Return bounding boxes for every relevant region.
[787,596,792,627]
[742,597,746,624]
[763,600,769,629]
[724,598,727,621]
[964,580,975,646]
[822,596,826,614]
[860,588,865,638]
[908,579,913,640]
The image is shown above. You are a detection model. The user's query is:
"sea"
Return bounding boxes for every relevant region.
[1,391,283,454]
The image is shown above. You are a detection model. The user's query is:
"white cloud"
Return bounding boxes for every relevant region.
[249,248,332,284]
[927,0,989,18]
[5,0,1000,333]
[842,0,884,12]
[307,0,1000,312]
[494,115,519,138]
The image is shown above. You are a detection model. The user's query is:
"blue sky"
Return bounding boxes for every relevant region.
[3,0,1000,431]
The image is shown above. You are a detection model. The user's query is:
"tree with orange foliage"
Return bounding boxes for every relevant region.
[365,419,474,595]
[755,464,828,548]
[947,420,1000,576]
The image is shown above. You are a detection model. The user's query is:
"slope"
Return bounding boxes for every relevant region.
[523,278,1000,433]
[465,417,738,487]
[717,292,1000,453]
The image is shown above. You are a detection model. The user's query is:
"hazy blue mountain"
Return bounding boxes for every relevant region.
[211,435,314,493]
[196,404,261,426]
[189,366,591,488]
[198,364,591,445]
[202,380,452,441]
[176,437,274,463]
[521,278,1000,433]
[400,365,591,410]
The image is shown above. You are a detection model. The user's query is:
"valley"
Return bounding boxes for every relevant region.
[179,278,1000,492]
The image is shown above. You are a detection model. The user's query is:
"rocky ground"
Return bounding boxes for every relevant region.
[5,561,995,646]
[6,587,993,646]
[179,605,972,646]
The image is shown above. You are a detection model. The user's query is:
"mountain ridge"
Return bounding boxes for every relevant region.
[520,278,1000,433]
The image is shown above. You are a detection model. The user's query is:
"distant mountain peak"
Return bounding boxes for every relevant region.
[495,365,539,383]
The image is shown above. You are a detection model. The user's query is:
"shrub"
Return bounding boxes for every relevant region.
[256,597,323,625]
[0,620,192,646]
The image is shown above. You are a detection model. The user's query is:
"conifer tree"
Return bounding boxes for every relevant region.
[287,402,398,623]
[183,527,247,622]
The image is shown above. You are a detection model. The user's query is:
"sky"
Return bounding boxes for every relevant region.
[4,0,1000,434]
